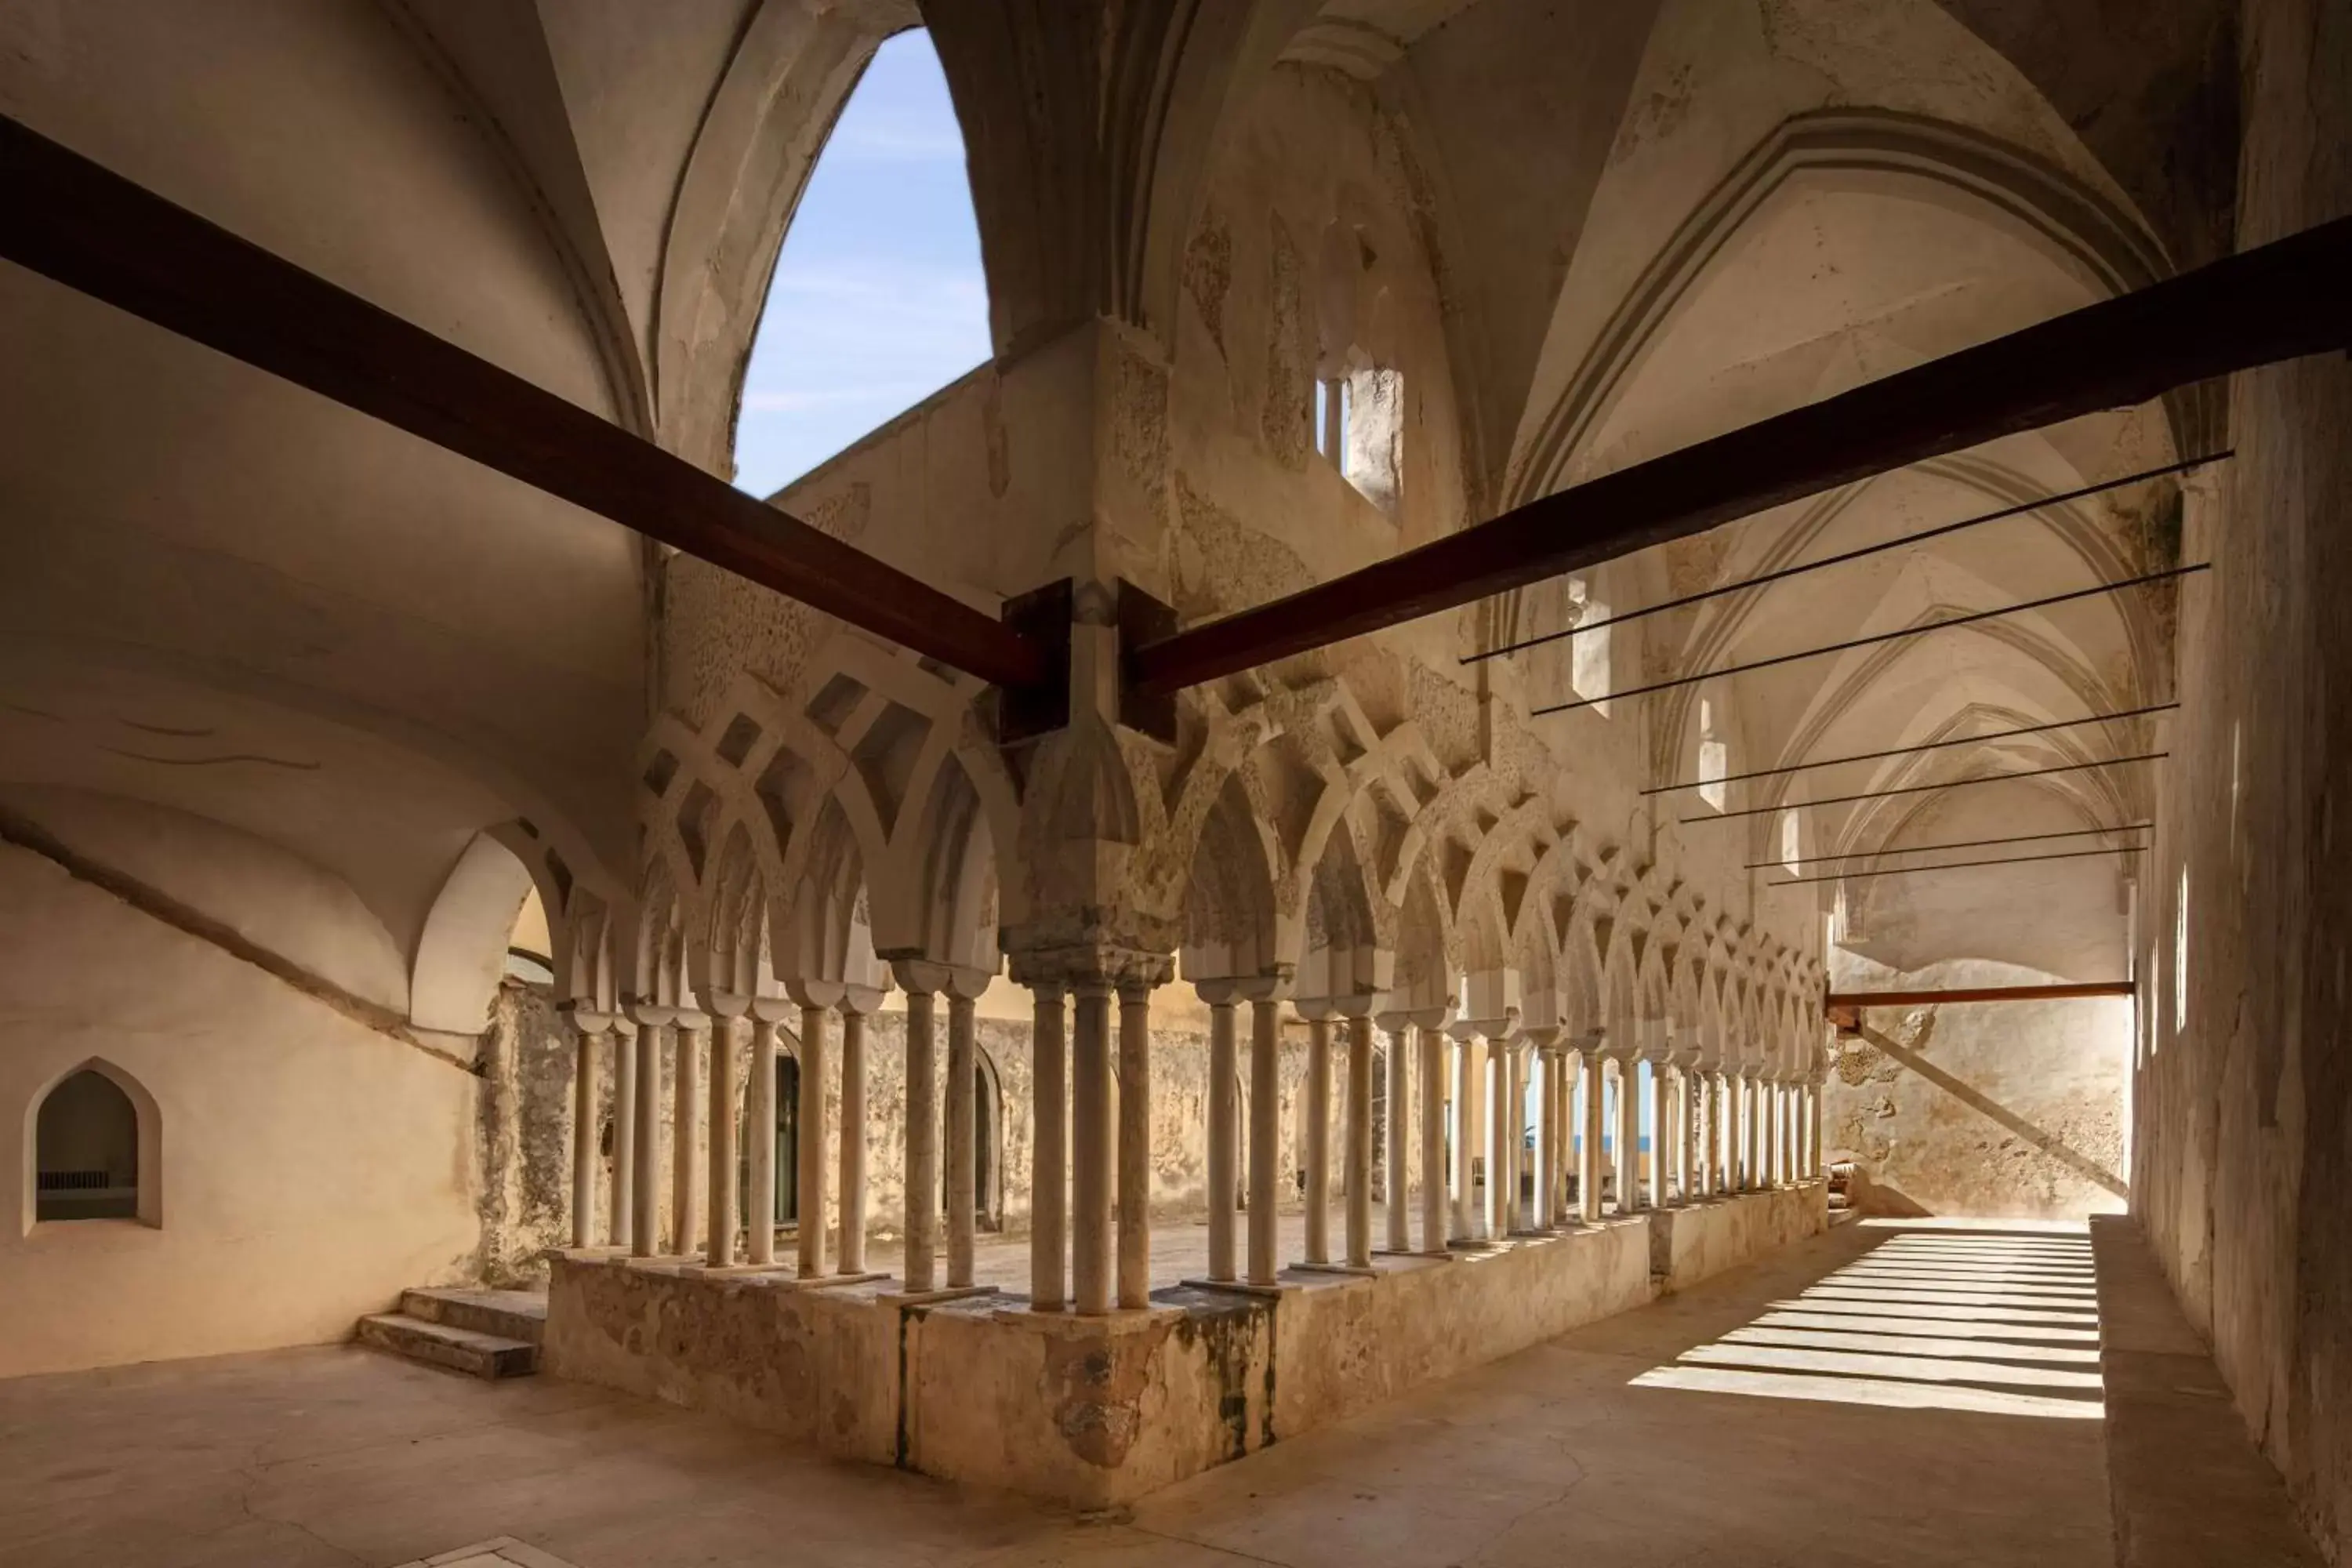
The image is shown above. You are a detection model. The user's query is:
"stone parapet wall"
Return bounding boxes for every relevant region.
[544,1181,1828,1508]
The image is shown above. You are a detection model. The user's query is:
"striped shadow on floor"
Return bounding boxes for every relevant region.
[1631,1219,2103,1419]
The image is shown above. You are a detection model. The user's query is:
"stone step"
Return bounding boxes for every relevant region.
[399,1287,547,1345]
[358,1313,538,1379]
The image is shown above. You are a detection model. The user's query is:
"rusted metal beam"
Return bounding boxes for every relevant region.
[0,112,1049,691]
[1130,216,2352,695]
[1826,981,2135,1009]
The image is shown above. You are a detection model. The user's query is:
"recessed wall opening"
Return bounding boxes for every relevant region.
[29,1062,159,1229]
[731,28,990,498]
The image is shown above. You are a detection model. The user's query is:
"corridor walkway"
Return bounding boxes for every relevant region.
[2,1221,2117,1568]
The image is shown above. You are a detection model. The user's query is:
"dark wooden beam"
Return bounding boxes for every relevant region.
[1826,981,2135,1009]
[1131,214,2352,695]
[0,113,1048,692]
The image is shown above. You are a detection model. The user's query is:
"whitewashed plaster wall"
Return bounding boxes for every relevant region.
[0,843,482,1378]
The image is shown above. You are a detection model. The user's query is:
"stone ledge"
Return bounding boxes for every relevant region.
[2089,1216,2325,1568]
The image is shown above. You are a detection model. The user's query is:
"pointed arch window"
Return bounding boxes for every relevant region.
[1697,699,1729,812]
[29,1062,160,1229]
[731,30,991,498]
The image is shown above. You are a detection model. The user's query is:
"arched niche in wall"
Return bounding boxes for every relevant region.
[24,1058,161,1232]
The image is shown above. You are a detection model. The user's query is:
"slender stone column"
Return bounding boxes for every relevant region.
[1070,980,1114,1314]
[633,1021,666,1256]
[1204,995,1239,1283]
[1382,1018,1411,1253]
[747,1015,780,1268]
[1722,1072,1740,1194]
[1031,985,1068,1308]
[1116,983,1152,1309]
[1344,1013,1374,1268]
[1304,1015,1332,1265]
[1809,1080,1825,1177]
[1617,1056,1642,1213]
[1247,993,1282,1285]
[792,1005,826,1275]
[1580,1048,1605,1224]
[1534,1046,1558,1229]
[1450,1030,1475,1240]
[1486,1040,1509,1237]
[946,991,978,1289]
[608,1025,637,1247]
[902,987,939,1292]
[837,1002,870,1273]
[706,1014,742,1267]
[569,1019,603,1248]
[672,1018,705,1255]
[1419,1025,1446,1251]
[1643,1049,1669,1210]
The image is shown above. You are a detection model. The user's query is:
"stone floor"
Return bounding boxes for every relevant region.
[0,1215,2158,1567]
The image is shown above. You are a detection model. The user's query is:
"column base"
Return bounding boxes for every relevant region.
[681,1261,797,1279]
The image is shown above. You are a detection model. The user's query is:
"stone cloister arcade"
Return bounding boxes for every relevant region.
[5,0,2347,1559]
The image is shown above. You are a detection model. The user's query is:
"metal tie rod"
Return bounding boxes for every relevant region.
[1537,563,2207,716]
[1471,454,2227,666]
[1646,704,2177,795]
[1744,821,2153,870]
[1683,752,2168,825]
[1766,844,2147,887]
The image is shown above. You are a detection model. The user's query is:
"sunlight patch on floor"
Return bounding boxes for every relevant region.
[1632,1225,2103,1419]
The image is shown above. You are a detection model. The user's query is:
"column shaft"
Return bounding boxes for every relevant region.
[902,991,938,1292]
[608,1028,637,1247]
[747,1018,779,1269]
[1031,986,1067,1308]
[1534,1049,1557,1229]
[1616,1059,1641,1213]
[1450,1035,1475,1241]
[1485,1043,1507,1238]
[1304,1018,1331,1265]
[1116,985,1152,1309]
[1418,1027,1446,1252]
[838,1008,869,1273]
[570,1025,601,1248]
[1344,1014,1373,1268]
[706,1018,740,1267]
[1646,1058,1668,1210]
[1071,984,1114,1313]
[1384,1023,1410,1252]
[632,1024,665,1256]
[946,993,977,1289]
[672,1023,703,1254]
[793,1009,826,1275]
[1205,1000,1239,1283]
[1579,1053,1604,1225]
[1247,997,1280,1285]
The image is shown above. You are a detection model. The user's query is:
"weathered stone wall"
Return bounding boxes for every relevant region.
[474,979,576,1284]
[2132,0,2352,1558]
[1821,968,2132,1220]
[546,1182,1825,1508]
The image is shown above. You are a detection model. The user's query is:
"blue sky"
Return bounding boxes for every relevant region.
[731,31,992,499]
